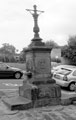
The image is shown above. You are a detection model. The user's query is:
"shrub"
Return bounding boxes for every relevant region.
[51,57,61,63]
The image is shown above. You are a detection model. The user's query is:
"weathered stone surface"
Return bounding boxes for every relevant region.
[19,83,38,101]
[2,96,33,110]
[70,97,76,102]
[61,98,72,106]
[25,46,52,84]
[32,83,61,107]
[19,82,61,100]
[19,81,61,108]
[33,98,61,107]
[32,78,56,85]
[61,91,76,105]
[72,100,76,105]
[37,84,61,99]
[34,52,51,74]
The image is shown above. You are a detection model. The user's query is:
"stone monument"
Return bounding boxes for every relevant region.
[2,5,61,110]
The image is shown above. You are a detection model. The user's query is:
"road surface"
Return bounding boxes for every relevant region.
[0,78,75,96]
[0,78,24,90]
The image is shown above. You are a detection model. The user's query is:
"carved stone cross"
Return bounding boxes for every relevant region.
[26,5,44,41]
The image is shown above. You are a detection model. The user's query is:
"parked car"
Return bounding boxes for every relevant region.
[51,65,69,74]
[52,65,76,91]
[0,62,23,79]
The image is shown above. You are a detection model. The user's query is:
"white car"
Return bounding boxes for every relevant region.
[52,65,76,91]
[51,65,69,74]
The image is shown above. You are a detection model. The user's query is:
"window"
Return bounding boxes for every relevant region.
[57,68,71,75]
[73,70,76,76]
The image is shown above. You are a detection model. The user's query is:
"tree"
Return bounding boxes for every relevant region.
[45,40,59,48]
[61,36,76,65]
[0,43,18,62]
[68,36,76,48]
[0,43,16,54]
[19,48,26,62]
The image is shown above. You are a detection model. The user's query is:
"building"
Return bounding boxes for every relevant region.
[51,48,61,59]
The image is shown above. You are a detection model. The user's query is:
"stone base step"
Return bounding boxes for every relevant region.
[2,96,33,110]
[2,96,61,110]
[2,90,76,110]
[61,91,76,105]
[33,98,61,108]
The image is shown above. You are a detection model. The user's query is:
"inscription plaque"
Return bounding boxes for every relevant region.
[35,53,51,74]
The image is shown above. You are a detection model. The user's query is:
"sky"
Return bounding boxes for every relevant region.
[0,0,76,52]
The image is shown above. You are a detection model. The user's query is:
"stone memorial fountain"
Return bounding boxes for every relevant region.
[2,5,61,110]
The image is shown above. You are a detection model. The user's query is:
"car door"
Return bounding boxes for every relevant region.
[0,63,13,78]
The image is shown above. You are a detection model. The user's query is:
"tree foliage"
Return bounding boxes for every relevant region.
[19,48,26,62]
[68,36,76,48]
[0,43,18,62]
[61,36,76,65]
[0,43,16,54]
[45,40,59,48]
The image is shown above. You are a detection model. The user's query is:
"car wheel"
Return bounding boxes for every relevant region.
[68,82,75,91]
[14,72,21,79]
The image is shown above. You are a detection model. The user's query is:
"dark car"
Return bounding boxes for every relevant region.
[0,62,23,79]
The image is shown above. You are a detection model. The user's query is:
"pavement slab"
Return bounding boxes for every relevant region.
[0,101,76,120]
[0,90,76,119]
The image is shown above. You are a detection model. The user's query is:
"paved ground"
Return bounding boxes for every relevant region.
[0,91,76,120]
[0,79,76,120]
[0,79,23,90]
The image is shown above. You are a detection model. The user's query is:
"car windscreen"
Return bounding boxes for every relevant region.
[57,68,72,75]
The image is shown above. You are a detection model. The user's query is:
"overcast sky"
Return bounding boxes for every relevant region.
[0,0,76,52]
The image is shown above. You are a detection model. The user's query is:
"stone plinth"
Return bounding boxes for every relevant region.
[37,84,61,98]
[19,81,61,108]
[33,83,61,107]
[19,82,38,101]
[34,98,61,107]
[19,82,61,100]
[25,46,53,84]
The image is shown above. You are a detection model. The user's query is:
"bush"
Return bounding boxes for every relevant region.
[61,36,76,65]
[51,57,61,63]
